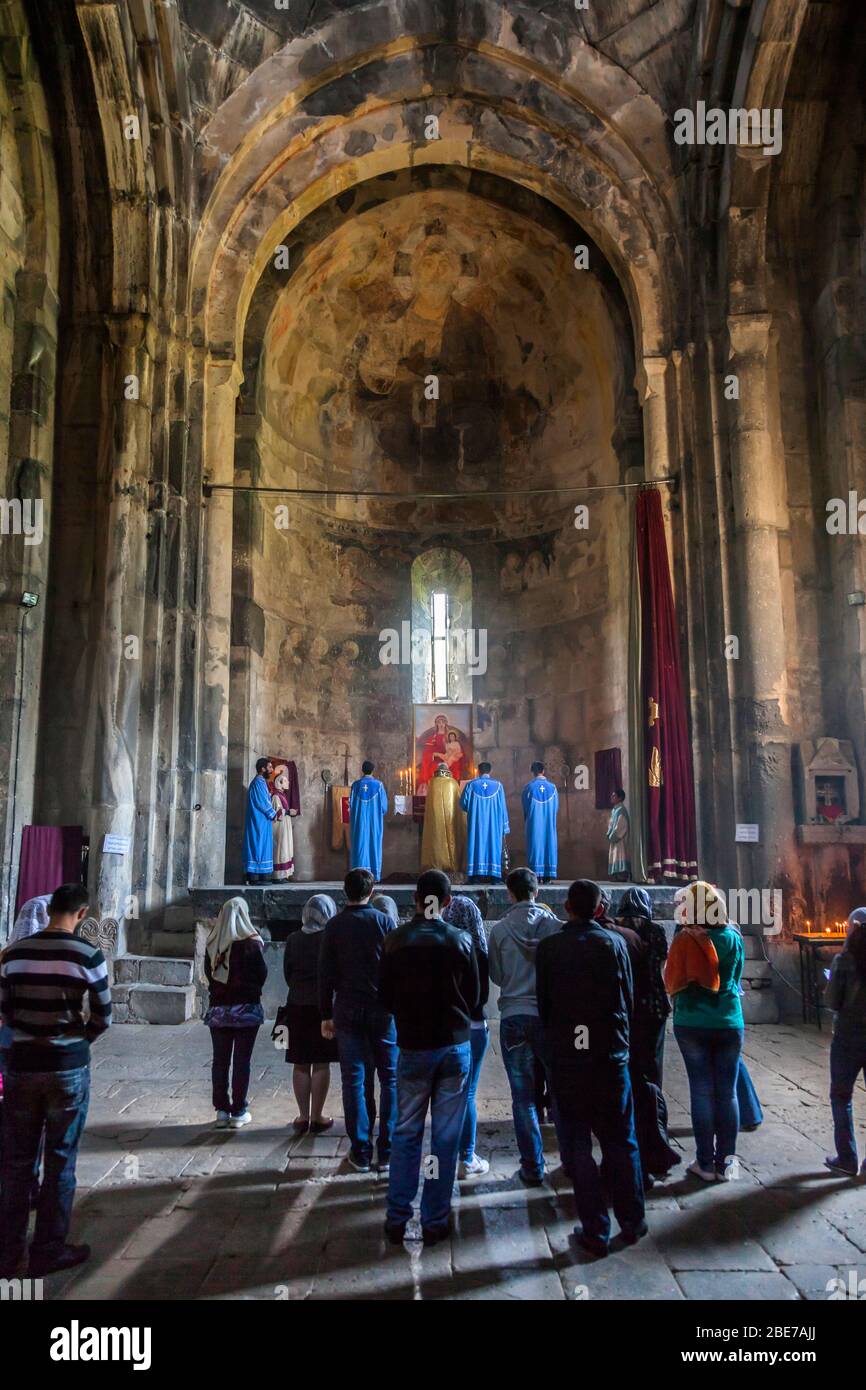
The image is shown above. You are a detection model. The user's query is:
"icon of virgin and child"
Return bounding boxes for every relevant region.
[415,711,472,793]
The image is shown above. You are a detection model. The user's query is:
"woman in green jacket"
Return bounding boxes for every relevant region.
[668,882,745,1183]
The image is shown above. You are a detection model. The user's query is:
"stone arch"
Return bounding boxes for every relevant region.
[192,73,682,364]
[187,11,686,885]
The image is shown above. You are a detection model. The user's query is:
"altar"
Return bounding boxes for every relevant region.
[189,880,680,936]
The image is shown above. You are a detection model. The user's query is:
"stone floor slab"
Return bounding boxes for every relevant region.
[31,1019,859,1300]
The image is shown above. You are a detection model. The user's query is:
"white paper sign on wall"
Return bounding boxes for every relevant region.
[102,834,130,855]
[735,824,759,843]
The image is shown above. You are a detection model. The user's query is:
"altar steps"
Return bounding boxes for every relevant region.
[111,955,196,1024]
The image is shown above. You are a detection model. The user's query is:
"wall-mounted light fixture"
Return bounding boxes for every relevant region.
[20,592,39,608]
[846,591,865,608]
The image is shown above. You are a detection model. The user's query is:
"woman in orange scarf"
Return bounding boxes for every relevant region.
[666,882,744,1183]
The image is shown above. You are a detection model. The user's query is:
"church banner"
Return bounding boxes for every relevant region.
[635,486,698,882]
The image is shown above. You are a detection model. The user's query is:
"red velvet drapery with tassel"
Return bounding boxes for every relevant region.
[635,487,698,882]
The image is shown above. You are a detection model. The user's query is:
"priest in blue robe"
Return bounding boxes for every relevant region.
[460,761,509,881]
[521,761,559,881]
[243,757,277,883]
[349,760,388,880]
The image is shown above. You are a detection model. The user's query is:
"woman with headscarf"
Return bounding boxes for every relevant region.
[823,907,866,1176]
[370,894,400,925]
[665,881,744,1183]
[612,888,679,1184]
[9,894,52,944]
[283,894,339,1134]
[204,896,268,1130]
[616,889,671,1082]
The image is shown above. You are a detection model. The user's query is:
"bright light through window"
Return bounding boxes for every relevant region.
[431,591,449,700]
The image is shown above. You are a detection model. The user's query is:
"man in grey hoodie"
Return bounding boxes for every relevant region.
[489,867,562,1184]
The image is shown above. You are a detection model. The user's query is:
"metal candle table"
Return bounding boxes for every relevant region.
[793,933,846,1028]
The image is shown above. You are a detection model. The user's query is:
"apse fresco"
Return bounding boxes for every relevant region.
[261,190,620,497]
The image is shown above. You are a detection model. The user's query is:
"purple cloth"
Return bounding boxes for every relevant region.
[15,826,84,915]
[595,748,623,810]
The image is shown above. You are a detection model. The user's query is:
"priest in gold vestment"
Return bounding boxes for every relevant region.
[420,762,466,875]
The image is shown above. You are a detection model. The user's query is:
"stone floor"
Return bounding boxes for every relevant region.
[43,1020,866,1301]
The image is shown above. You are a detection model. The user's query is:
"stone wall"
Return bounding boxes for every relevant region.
[225,181,636,881]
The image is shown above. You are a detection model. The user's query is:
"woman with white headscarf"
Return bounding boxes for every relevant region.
[282,894,338,1133]
[9,894,52,944]
[204,896,268,1130]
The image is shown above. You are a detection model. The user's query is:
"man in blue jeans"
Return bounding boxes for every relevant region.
[0,882,112,1278]
[319,867,397,1172]
[536,879,646,1257]
[378,870,480,1245]
[488,867,561,1184]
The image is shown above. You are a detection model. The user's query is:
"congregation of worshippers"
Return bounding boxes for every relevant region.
[3,856,866,1273]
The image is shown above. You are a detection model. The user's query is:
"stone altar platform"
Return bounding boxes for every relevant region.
[177,882,777,1025]
[188,881,680,934]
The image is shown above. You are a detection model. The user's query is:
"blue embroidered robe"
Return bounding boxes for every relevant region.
[521,776,559,878]
[460,776,509,878]
[349,775,388,880]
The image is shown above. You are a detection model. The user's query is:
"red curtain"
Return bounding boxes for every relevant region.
[635,488,698,882]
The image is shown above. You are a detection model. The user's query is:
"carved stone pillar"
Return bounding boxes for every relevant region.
[637,354,676,556]
[726,311,795,888]
[191,356,243,887]
[638,355,673,481]
[87,312,155,938]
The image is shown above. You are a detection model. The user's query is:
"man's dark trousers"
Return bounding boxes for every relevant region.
[1,1067,90,1266]
[552,1058,644,1244]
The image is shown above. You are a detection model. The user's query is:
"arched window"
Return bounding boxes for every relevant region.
[410,549,473,704]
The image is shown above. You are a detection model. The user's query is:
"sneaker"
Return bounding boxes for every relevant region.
[377,1162,390,1176]
[348,1152,371,1172]
[686,1160,717,1183]
[29,1243,91,1278]
[458,1154,490,1178]
[215,1110,230,1129]
[384,1220,406,1245]
[824,1153,858,1177]
[715,1160,738,1182]
[229,1110,251,1129]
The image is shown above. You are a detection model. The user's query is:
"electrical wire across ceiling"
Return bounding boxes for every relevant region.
[203,477,676,501]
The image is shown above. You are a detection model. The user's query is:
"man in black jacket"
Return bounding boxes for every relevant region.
[536,878,646,1257]
[378,870,481,1245]
[319,868,397,1172]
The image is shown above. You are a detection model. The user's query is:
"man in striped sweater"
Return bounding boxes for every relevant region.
[0,882,111,1277]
